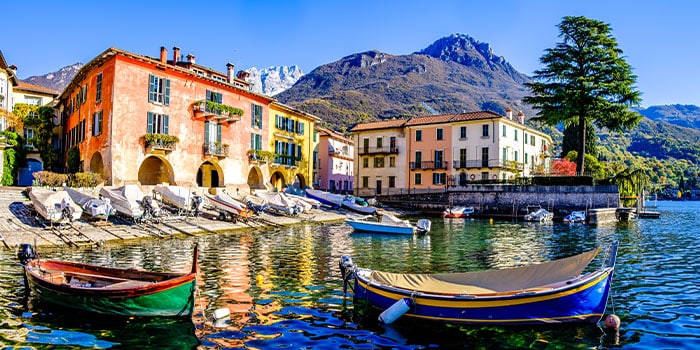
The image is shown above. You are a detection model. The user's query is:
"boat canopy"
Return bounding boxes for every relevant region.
[367,248,601,295]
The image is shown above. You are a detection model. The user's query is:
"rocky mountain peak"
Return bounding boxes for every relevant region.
[23,63,83,92]
[244,65,304,96]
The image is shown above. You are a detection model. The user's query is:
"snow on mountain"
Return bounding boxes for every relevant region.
[244,65,304,96]
[23,63,83,92]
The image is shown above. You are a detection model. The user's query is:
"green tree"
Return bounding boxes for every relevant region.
[524,16,642,174]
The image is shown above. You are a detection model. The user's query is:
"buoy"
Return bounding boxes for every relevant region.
[489,218,493,224]
[605,314,621,330]
[378,298,411,324]
[213,307,230,320]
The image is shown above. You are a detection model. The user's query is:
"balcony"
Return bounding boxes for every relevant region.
[193,100,243,123]
[357,145,399,155]
[410,161,448,170]
[144,133,178,154]
[451,159,523,170]
[203,142,229,158]
[271,155,300,168]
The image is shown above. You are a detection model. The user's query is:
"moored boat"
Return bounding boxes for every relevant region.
[99,184,160,221]
[28,187,83,223]
[442,206,475,218]
[153,184,204,216]
[563,210,586,224]
[524,208,553,222]
[340,241,618,325]
[204,191,253,219]
[254,190,303,216]
[342,195,377,214]
[345,213,431,235]
[17,243,199,317]
[305,188,343,208]
[65,187,115,220]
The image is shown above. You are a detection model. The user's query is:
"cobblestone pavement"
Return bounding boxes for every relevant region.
[0,186,346,250]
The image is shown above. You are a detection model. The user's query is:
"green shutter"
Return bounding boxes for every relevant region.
[206,90,211,102]
[148,75,156,102]
[164,79,171,105]
[163,115,169,134]
[204,121,210,143]
[216,123,222,142]
[216,92,222,103]
[147,112,154,133]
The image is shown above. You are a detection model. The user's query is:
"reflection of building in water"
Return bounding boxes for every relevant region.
[218,235,254,320]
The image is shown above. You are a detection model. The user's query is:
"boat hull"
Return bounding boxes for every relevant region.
[345,219,415,235]
[353,268,614,325]
[305,189,343,208]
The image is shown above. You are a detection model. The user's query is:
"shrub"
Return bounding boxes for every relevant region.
[68,172,104,188]
[32,171,69,187]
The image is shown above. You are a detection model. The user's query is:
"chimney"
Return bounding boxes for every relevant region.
[506,108,513,120]
[186,53,196,64]
[173,46,180,65]
[159,46,167,63]
[518,111,525,124]
[226,62,235,83]
[8,65,17,76]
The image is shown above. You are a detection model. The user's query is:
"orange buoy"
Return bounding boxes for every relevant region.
[605,314,621,330]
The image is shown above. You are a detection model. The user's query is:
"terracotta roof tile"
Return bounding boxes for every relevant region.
[349,118,407,132]
[405,113,457,126]
[451,111,504,122]
[15,80,59,95]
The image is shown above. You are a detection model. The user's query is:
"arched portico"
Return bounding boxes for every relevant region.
[197,160,224,188]
[247,167,264,190]
[138,155,174,185]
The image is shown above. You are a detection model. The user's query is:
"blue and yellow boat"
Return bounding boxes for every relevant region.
[340,241,618,325]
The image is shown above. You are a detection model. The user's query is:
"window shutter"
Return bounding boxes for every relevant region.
[147,112,154,133]
[297,145,302,160]
[251,103,255,127]
[206,90,211,101]
[164,79,171,105]
[216,123,222,143]
[299,122,304,135]
[148,75,156,102]
[163,115,169,134]
[204,121,210,143]
[216,92,222,103]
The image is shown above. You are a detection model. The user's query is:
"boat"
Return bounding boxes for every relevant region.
[153,184,204,216]
[17,242,199,317]
[254,190,303,216]
[339,241,619,325]
[523,208,553,222]
[442,206,475,218]
[305,188,343,208]
[345,213,431,235]
[342,195,377,215]
[99,184,160,221]
[64,187,115,220]
[27,187,83,223]
[204,191,253,219]
[563,210,586,224]
[237,193,269,214]
[286,192,321,209]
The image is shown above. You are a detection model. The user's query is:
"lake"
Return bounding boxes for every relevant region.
[0,201,698,349]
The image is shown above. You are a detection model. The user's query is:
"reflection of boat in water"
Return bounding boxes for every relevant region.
[100,184,160,221]
[442,206,474,218]
[153,184,203,216]
[345,213,431,235]
[65,187,115,220]
[28,187,83,223]
[563,210,586,224]
[340,241,619,325]
[17,243,199,317]
[524,208,553,222]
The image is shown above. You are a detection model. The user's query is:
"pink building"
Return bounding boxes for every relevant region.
[314,127,354,193]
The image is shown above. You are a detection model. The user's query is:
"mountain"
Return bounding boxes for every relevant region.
[276,33,533,130]
[23,63,83,92]
[635,104,700,129]
[244,65,304,96]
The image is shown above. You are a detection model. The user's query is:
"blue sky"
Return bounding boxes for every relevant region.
[3,0,696,107]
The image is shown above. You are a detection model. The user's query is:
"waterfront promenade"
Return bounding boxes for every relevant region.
[0,186,347,249]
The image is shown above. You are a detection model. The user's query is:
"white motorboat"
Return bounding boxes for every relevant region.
[99,184,160,221]
[28,187,82,223]
[254,190,303,216]
[524,208,554,222]
[285,193,321,209]
[305,188,343,208]
[64,187,115,220]
[442,206,475,218]
[204,191,253,219]
[341,195,377,215]
[564,210,586,224]
[153,184,203,216]
[345,213,431,235]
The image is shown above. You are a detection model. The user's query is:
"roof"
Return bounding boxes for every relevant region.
[451,110,504,122]
[349,118,407,132]
[405,113,458,126]
[317,126,352,143]
[15,80,59,96]
[270,101,321,122]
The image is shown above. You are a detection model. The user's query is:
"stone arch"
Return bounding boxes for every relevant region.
[196,160,224,188]
[247,167,264,190]
[292,173,307,188]
[269,170,288,191]
[138,155,174,185]
[89,152,105,179]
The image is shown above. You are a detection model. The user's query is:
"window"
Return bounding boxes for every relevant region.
[24,128,35,147]
[251,133,262,150]
[435,150,444,168]
[296,120,304,135]
[147,112,169,134]
[24,96,41,106]
[415,151,422,165]
[502,147,507,161]
[459,148,467,167]
[376,137,383,148]
[362,138,369,153]
[362,176,369,188]
[481,172,489,180]
[363,157,369,168]
[251,103,263,128]
[502,125,507,137]
[92,111,103,136]
[514,151,519,162]
[389,157,395,168]
[148,74,170,105]
[460,126,467,139]
[525,152,529,164]
[207,90,222,104]
[432,173,446,185]
[414,173,422,185]
[374,157,385,168]
[205,121,222,144]
[531,135,535,146]
[436,128,443,140]
[481,147,489,167]
[95,73,102,103]
[389,176,396,188]
[482,124,489,137]
[514,129,518,141]
[415,130,422,141]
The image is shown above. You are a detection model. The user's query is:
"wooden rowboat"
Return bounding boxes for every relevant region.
[18,243,199,318]
[340,241,618,325]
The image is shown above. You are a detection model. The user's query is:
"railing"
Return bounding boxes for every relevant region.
[203,142,229,157]
[409,161,448,170]
[357,145,399,155]
[451,159,523,169]
[145,138,177,152]
[193,100,242,122]
[272,155,300,167]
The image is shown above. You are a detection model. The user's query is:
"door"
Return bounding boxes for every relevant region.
[375,180,382,196]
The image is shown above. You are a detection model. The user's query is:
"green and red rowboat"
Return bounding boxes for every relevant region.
[18,243,198,317]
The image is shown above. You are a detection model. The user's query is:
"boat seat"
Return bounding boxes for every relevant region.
[41,270,66,284]
[103,280,153,289]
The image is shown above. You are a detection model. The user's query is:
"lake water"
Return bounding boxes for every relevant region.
[0,201,698,349]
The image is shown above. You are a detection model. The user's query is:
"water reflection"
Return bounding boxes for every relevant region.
[0,201,698,348]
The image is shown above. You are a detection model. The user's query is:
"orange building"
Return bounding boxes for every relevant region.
[56,46,276,192]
